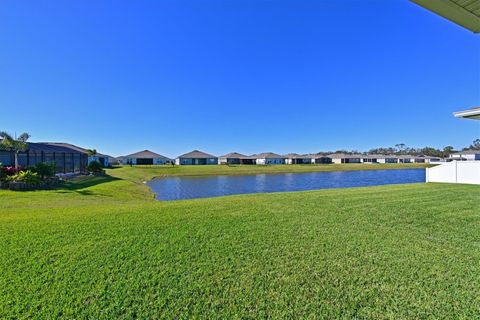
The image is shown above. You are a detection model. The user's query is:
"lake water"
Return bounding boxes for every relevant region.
[147,169,426,201]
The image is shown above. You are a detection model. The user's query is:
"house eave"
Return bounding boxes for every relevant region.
[453,108,480,120]
[411,0,480,33]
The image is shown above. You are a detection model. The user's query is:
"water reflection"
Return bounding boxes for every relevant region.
[147,169,425,201]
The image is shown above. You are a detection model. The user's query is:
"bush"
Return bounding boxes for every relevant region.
[87,161,104,174]
[0,165,6,182]
[31,162,56,180]
[3,166,19,176]
[11,170,41,185]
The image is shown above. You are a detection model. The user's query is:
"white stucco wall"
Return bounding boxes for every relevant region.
[256,158,285,165]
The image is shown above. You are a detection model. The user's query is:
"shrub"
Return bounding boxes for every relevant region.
[31,162,56,180]
[11,170,40,185]
[4,166,19,176]
[87,161,104,174]
[0,164,6,182]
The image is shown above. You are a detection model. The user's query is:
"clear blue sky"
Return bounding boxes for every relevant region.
[0,0,478,157]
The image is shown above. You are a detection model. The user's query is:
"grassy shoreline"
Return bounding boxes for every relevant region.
[109,163,432,182]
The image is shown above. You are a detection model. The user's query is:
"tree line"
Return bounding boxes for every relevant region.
[318,139,480,158]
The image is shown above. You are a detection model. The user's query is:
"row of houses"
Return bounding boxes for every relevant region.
[118,149,461,166]
[3,142,477,174]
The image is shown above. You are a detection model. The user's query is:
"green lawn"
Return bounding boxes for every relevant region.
[1,165,479,318]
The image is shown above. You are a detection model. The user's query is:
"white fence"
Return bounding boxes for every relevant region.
[426,161,480,185]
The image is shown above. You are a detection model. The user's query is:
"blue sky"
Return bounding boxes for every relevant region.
[0,0,478,157]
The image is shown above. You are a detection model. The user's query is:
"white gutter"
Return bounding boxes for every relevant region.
[453,108,480,120]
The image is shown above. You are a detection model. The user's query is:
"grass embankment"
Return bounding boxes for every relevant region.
[112,163,432,182]
[1,165,479,318]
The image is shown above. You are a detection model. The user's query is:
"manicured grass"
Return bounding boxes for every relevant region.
[112,163,432,182]
[1,167,479,318]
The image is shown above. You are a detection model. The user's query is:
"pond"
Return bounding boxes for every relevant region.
[147,168,426,201]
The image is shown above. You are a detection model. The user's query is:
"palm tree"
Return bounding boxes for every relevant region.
[395,143,406,154]
[86,149,97,156]
[0,131,30,169]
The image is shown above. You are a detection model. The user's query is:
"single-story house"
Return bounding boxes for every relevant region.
[359,154,381,163]
[311,154,333,164]
[89,153,111,167]
[123,150,172,165]
[414,157,427,163]
[375,155,399,164]
[218,152,255,165]
[409,156,439,163]
[0,142,88,173]
[450,150,480,161]
[43,142,111,167]
[108,156,120,166]
[328,153,364,164]
[252,152,286,165]
[176,150,218,165]
[114,156,126,165]
[425,156,443,163]
[397,155,415,163]
[327,154,432,164]
[284,153,313,165]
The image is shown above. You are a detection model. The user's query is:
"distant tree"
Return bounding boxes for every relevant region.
[368,147,397,155]
[86,149,97,156]
[0,131,30,169]
[395,143,406,154]
[420,147,443,157]
[469,139,480,150]
[442,146,455,157]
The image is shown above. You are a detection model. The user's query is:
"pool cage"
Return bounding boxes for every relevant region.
[0,142,88,174]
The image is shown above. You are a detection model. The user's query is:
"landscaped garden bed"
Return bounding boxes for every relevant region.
[0,163,63,191]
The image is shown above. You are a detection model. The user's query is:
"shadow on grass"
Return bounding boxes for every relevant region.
[55,175,121,195]
[107,165,123,170]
